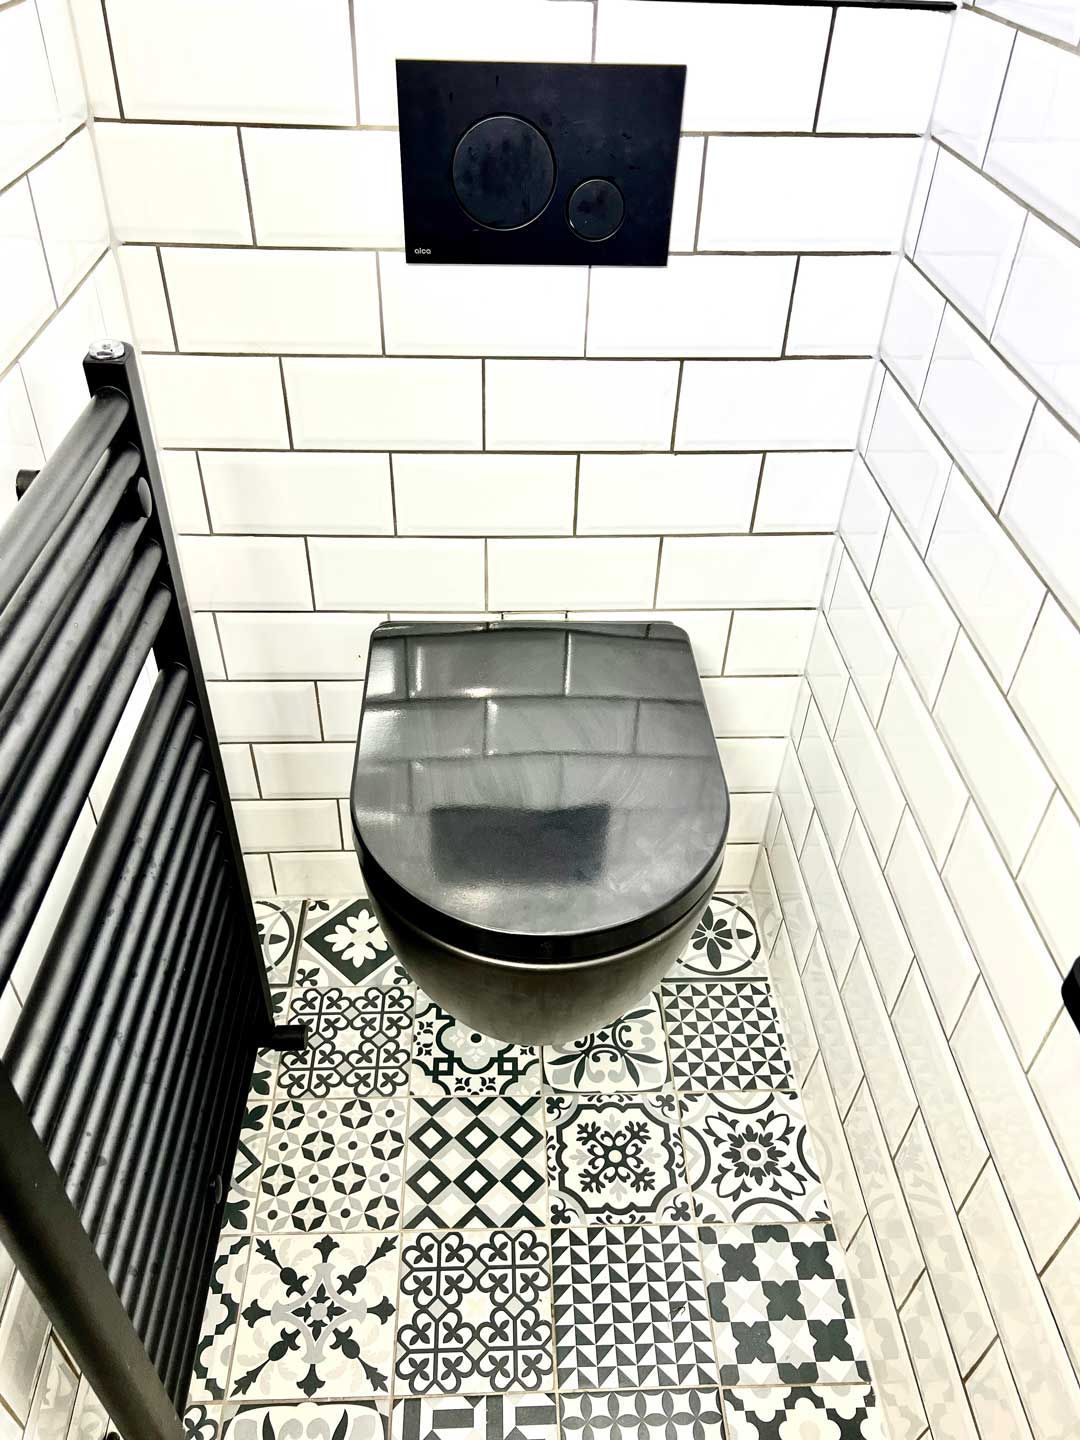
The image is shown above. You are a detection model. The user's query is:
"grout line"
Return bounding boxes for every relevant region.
[480,358,487,450]
[374,250,387,356]
[388,452,399,535]
[812,8,839,133]
[98,0,125,119]
[651,538,664,608]
[347,0,362,126]
[194,450,213,532]
[277,357,295,449]
[235,126,257,245]
[572,454,581,536]
[156,245,181,351]
[669,361,684,451]
[780,256,801,358]
[979,29,1018,170]
[137,347,881,364]
[746,455,768,536]
[692,137,709,254]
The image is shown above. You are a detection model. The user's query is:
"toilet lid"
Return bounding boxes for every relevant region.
[350,621,730,962]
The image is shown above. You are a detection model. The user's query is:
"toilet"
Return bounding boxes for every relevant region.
[350,620,729,1044]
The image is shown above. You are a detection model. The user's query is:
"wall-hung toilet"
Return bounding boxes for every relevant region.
[350,621,729,1044]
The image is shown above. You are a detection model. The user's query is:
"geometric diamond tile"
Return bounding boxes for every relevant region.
[662,981,793,1091]
[404,1096,546,1228]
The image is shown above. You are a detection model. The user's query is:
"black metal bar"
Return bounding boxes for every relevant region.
[0,1063,182,1440]
[0,390,129,613]
[0,575,169,987]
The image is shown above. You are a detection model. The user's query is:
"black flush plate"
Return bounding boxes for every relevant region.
[396,60,686,266]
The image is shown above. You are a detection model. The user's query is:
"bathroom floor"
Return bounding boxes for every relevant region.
[184,895,879,1440]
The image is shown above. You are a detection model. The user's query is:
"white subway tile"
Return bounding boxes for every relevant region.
[1010,597,1080,815]
[846,1086,921,1306]
[160,451,208,533]
[839,459,889,585]
[944,805,1062,1066]
[178,536,311,612]
[801,817,860,981]
[284,358,481,451]
[700,677,798,738]
[0,183,55,373]
[768,816,817,966]
[799,700,856,852]
[571,610,732,676]
[864,377,952,552]
[754,452,849,534]
[163,248,382,356]
[859,362,887,453]
[19,280,107,453]
[242,128,403,249]
[904,142,938,259]
[966,1343,1036,1440]
[578,454,757,536]
[847,1223,928,1440]
[915,148,1025,333]
[488,537,657,612]
[928,470,1044,686]
[192,612,225,681]
[979,0,1080,41]
[802,1061,866,1247]
[1031,1010,1080,1193]
[1019,792,1080,974]
[900,1276,980,1440]
[244,853,273,895]
[668,137,703,254]
[922,306,1036,509]
[395,454,575,537]
[92,250,128,341]
[994,217,1080,431]
[201,452,393,536]
[36,0,89,130]
[1044,1230,1080,1402]
[791,677,813,744]
[588,256,794,358]
[310,537,484,612]
[727,793,771,845]
[253,743,354,800]
[803,940,862,1110]
[986,35,1080,236]
[881,259,946,399]
[1003,406,1080,628]
[834,686,905,861]
[751,851,782,959]
[724,611,815,678]
[806,616,849,734]
[766,925,817,1086]
[318,681,365,742]
[221,745,258,800]
[677,359,872,451]
[871,519,957,707]
[0,370,43,518]
[208,681,320,742]
[217,613,383,681]
[784,255,894,358]
[68,0,120,118]
[842,947,917,1149]
[840,817,912,1010]
[272,850,364,895]
[714,845,753,889]
[932,10,1016,165]
[28,130,108,300]
[95,122,251,243]
[487,360,677,452]
[818,11,950,135]
[658,535,833,609]
[234,798,341,852]
[828,556,896,722]
[717,738,785,793]
[143,354,288,449]
[700,138,920,252]
[117,246,174,351]
[778,744,814,852]
[878,668,966,868]
[0,4,66,188]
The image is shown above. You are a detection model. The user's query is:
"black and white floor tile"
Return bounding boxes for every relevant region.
[280,982,414,1099]
[185,1400,388,1440]
[702,1223,871,1386]
[230,1232,398,1399]
[404,1096,547,1229]
[222,1062,274,1233]
[669,896,765,981]
[558,1389,725,1440]
[190,1234,251,1402]
[542,994,668,1092]
[411,997,540,1098]
[298,900,409,990]
[546,1092,691,1224]
[722,1386,883,1438]
[680,1091,828,1224]
[255,1097,407,1232]
[663,981,793,1091]
[391,1393,557,1440]
[395,1228,553,1394]
[255,901,303,987]
[552,1224,715,1391]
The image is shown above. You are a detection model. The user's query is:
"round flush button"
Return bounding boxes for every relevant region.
[567,178,625,241]
[452,115,556,230]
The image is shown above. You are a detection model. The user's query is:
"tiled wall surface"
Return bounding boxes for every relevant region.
[71,0,952,896]
[755,3,1080,1436]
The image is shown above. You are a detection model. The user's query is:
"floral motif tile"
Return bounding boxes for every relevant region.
[542,994,668,1092]
[395,1228,553,1395]
[681,1091,828,1224]
[701,1223,870,1386]
[185,1401,388,1440]
[392,1394,557,1440]
[662,981,793,1091]
[255,901,303,987]
[231,1232,398,1400]
[669,896,765,980]
[552,1224,715,1392]
[297,899,409,989]
[546,1092,691,1225]
[722,1386,883,1439]
[559,1389,725,1440]
[280,983,414,1099]
[223,1062,274,1232]
[255,1097,407,1233]
[189,1234,251,1402]
[411,997,540,1098]
[404,1096,546,1229]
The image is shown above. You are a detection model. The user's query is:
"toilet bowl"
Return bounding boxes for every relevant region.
[350,620,730,1044]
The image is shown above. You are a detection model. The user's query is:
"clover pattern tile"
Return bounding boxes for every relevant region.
[298,899,409,989]
[546,1092,691,1225]
[230,1232,398,1400]
[281,983,414,1098]
[255,900,302,986]
[559,1389,725,1440]
[722,1386,884,1439]
[255,1097,407,1233]
[663,981,793,1091]
[392,1394,557,1440]
[681,1091,828,1224]
[411,997,540,1097]
[669,896,765,980]
[702,1223,870,1386]
[542,993,667,1092]
[395,1228,553,1395]
[189,1234,251,1402]
[404,1096,547,1229]
[186,1400,390,1440]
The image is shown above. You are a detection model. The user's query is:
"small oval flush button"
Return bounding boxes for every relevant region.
[567,177,624,241]
[452,115,555,230]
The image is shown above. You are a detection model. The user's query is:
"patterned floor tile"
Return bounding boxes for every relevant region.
[559,1389,725,1440]
[681,1091,828,1224]
[189,1234,251,1402]
[186,1400,389,1439]
[223,1062,275,1232]
[546,1092,691,1224]
[542,994,667,1092]
[395,1229,553,1394]
[552,1224,715,1391]
[392,1394,557,1440]
[411,997,540,1098]
[722,1386,883,1439]
[255,901,303,986]
[669,896,766,980]
[231,1232,398,1399]
[404,1096,547,1229]
[255,1097,407,1232]
[662,982,793,1091]
[701,1223,870,1386]
[297,899,409,989]
[280,982,414,1098]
